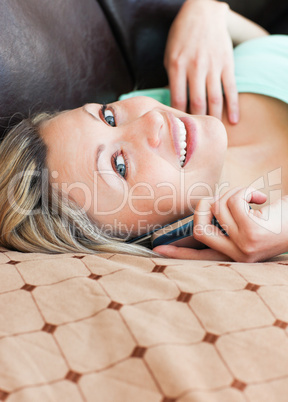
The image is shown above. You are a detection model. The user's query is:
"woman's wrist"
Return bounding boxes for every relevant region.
[185,0,229,21]
[184,0,269,46]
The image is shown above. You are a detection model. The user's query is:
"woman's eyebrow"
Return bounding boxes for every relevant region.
[82,106,111,186]
[82,105,101,122]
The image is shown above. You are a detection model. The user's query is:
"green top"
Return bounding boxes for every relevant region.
[234,35,288,104]
[119,35,288,105]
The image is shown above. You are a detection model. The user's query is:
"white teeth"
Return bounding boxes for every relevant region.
[175,117,187,167]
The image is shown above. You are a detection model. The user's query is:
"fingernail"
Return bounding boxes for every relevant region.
[230,112,239,124]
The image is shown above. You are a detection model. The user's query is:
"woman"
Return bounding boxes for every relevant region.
[0,2,287,262]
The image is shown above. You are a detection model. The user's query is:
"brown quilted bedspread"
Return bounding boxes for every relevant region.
[0,249,288,402]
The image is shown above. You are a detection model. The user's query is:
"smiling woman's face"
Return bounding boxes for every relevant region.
[40,96,227,237]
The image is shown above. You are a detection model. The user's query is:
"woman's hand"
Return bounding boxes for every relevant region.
[164,0,239,124]
[154,187,288,262]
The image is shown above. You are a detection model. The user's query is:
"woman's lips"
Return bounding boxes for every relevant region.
[168,113,181,159]
[167,112,197,167]
[179,116,197,167]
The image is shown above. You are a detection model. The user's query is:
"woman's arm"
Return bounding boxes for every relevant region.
[227,8,269,46]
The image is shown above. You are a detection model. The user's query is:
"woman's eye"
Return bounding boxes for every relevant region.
[103,107,116,127]
[113,152,127,179]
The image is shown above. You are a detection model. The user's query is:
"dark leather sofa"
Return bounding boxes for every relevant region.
[0,0,287,139]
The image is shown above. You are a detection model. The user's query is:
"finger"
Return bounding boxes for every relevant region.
[193,198,216,237]
[167,59,188,112]
[246,188,267,205]
[193,210,243,261]
[188,197,245,261]
[213,185,264,217]
[248,197,283,230]
[196,187,266,261]
[222,64,239,124]
[188,66,207,115]
[212,187,244,236]
[226,187,267,225]
[206,72,223,120]
[153,245,232,261]
[194,198,231,243]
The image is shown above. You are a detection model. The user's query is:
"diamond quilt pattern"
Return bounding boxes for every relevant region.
[0,249,288,401]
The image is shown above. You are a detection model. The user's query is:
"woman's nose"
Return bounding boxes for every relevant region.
[138,110,164,148]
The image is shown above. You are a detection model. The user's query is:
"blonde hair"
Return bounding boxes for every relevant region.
[0,114,158,257]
